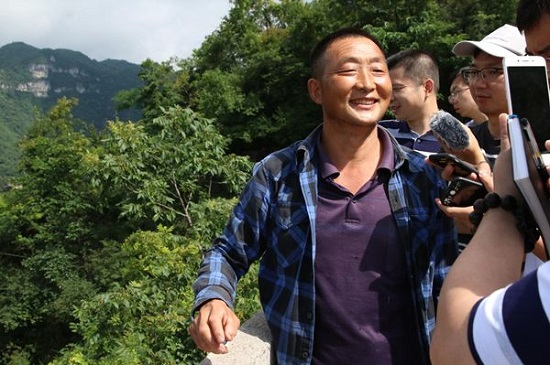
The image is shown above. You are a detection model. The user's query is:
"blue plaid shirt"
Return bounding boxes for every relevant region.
[193,125,458,365]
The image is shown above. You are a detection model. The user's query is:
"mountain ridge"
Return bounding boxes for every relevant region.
[0,41,143,178]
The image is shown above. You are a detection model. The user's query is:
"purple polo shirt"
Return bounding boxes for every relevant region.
[312,127,421,364]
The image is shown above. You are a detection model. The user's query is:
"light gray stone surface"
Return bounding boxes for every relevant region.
[200,311,272,365]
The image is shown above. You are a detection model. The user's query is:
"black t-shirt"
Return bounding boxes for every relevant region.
[470,121,500,167]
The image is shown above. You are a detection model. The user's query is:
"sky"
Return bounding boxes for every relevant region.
[0,0,233,64]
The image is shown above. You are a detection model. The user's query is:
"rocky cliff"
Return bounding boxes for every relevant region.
[0,42,143,177]
[0,42,142,127]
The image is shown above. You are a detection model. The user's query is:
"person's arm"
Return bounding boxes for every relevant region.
[189,160,271,354]
[430,114,526,364]
[427,122,493,232]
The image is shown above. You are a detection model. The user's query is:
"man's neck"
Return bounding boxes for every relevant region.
[321,124,379,163]
[407,119,431,135]
[408,106,440,135]
[321,124,381,194]
[472,111,488,124]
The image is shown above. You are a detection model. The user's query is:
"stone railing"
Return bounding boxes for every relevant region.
[200,311,272,365]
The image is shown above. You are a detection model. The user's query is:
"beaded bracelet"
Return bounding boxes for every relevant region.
[468,192,539,253]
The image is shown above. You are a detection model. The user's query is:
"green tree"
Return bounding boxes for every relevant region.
[115,59,191,123]
[99,106,252,234]
[0,100,256,363]
[0,98,103,363]
[45,106,255,364]
[189,0,318,157]
[51,225,260,365]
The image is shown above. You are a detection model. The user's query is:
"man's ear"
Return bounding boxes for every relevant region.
[424,78,435,94]
[308,78,322,105]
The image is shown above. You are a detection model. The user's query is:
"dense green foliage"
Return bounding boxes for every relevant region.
[0,0,519,363]
[0,98,256,364]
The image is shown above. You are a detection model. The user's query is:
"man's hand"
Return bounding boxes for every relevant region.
[188,299,241,354]
[446,123,484,160]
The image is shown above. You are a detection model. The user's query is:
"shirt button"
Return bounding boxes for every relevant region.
[306,312,313,320]
[301,351,309,359]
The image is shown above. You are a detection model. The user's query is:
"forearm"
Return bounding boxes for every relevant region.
[449,206,524,291]
[431,207,524,364]
[192,247,239,310]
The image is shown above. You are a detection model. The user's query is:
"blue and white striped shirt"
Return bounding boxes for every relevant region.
[469,261,550,365]
[379,119,442,155]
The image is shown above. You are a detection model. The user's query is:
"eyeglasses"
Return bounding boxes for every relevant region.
[447,87,469,102]
[461,67,504,84]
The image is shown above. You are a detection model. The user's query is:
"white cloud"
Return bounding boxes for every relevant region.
[0,0,232,64]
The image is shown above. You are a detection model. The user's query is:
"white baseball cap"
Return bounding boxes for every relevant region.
[452,24,526,58]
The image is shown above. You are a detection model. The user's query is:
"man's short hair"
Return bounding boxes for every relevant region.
[387,49,440,91]
[449,67,468,85]
[309,27,385,78]
[516,0,550,32]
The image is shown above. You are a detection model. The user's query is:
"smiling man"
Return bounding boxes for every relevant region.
[189,27,458,365]
[379,49,442,154]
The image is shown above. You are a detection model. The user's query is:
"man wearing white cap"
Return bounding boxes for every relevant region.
[452,24,526,166]
[433,25,527,255]
[448,24,547,269]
